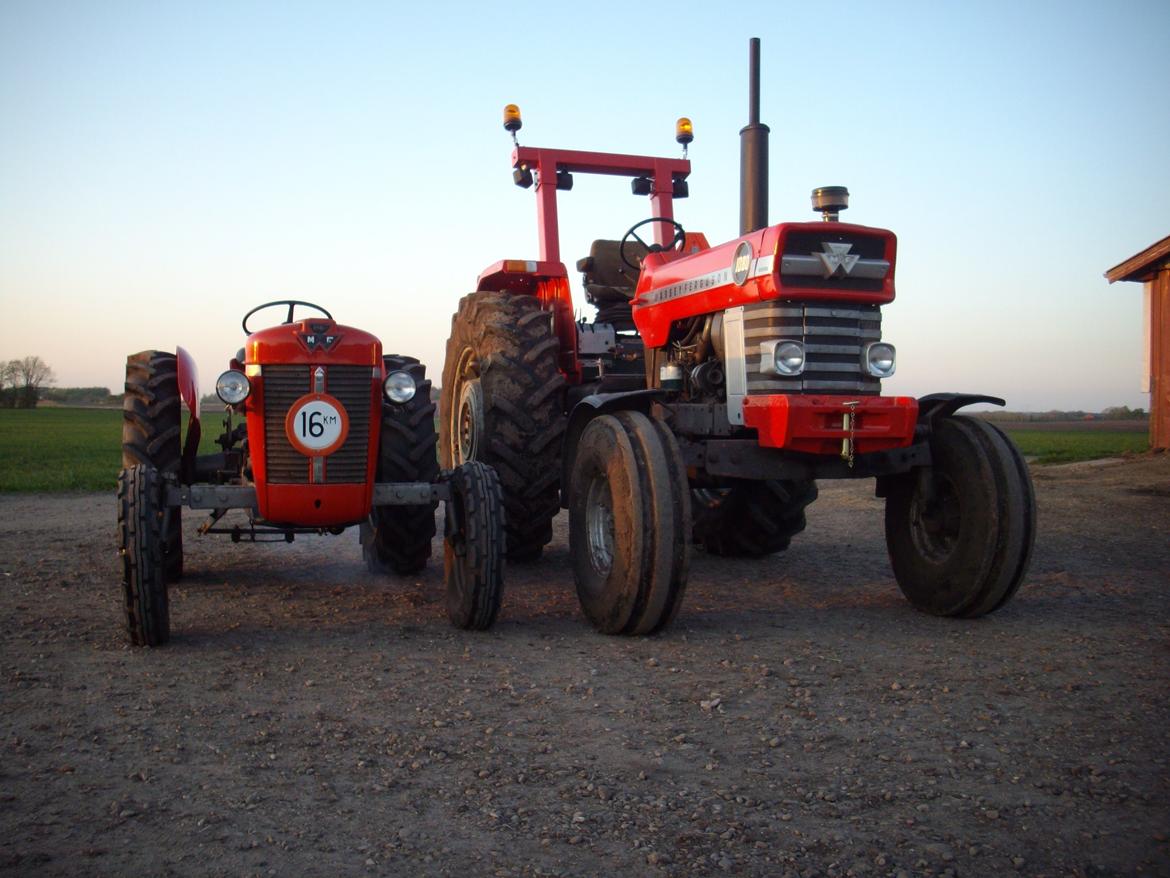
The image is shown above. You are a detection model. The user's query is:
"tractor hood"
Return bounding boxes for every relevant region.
[245,319,382,367]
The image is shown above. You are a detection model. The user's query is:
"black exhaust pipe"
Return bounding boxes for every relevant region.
[739,37,769,235]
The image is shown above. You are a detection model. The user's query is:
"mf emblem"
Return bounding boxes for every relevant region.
[300,327,342,351]
[816,241,860,278]
[732,241,753,286]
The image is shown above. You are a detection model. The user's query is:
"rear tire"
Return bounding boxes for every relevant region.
[123,351,183,582]
[361,356,439,575]
[884,416,1034,617]
[118,465,170,646]
[691,479,817,557]
[568,411,691,635]
[440,292,566,562]
[444,461,506,630]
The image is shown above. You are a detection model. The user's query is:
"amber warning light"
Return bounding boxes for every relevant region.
[503,104,522,137]
[676,117,693,158]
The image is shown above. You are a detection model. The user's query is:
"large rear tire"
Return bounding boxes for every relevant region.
[361,356,439,575]
[884,416,1035,617]
[440,292,566,562]
[122,351,183,582]
[118,465,170,647]
[691,479,817,557]
[568,411,690,635]
[445,461,506,631]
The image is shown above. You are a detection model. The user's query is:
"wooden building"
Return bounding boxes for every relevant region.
[1105,234,1170,450]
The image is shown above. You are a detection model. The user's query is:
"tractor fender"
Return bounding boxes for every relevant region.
[560,389,666,508]
[176,346,202,483]
[916,393,1004,428]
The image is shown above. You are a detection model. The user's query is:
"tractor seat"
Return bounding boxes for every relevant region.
[576,239,646,307]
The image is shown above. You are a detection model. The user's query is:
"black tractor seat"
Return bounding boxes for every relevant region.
[577,239,646,331]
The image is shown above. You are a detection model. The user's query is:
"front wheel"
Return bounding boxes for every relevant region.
[444,461,506,630]
[117,465,170,646]
[568,411,690,635]
[884,416,1035,617]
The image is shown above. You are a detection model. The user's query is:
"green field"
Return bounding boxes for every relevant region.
[0,407,1154,492]
[999,428,1150,465]
[0,407,221,492]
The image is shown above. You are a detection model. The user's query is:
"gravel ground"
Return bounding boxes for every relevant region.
[1,455,1168,877]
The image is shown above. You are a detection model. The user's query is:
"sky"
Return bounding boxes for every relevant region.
[1,0,1167,412]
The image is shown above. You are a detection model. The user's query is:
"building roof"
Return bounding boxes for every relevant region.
[1105,234,1170,283]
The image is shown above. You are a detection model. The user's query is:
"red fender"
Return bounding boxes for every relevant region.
[177,346,201,482]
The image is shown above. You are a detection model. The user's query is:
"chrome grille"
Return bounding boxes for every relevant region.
[262,364,373,484]
[744,302,882,394]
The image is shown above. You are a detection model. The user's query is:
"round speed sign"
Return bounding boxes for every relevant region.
[284,393,350,456]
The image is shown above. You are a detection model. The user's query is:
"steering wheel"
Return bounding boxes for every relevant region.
[242,300,333,335]
[620,217,687,270]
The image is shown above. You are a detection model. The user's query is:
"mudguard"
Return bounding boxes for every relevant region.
[177,346,201,484]
[560,389,665,507]
[916,393,1005,426]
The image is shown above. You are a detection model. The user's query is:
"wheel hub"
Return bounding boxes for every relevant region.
[910,474,961,561]
[454,377,484,465]
[584,475,615,578]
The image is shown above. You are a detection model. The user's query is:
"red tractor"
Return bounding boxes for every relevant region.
[441,40,1034,634]
[119,300,505,646]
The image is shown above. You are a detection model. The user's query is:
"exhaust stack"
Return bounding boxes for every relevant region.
[739,37,770,235]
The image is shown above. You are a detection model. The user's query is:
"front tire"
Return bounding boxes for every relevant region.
[569,411,690,635]
[444,461,506,631]
[361,356,439,575]
[117,465,170,646]
[440,292,566,562]
[884,416,1035,617]
[122,350,183,582]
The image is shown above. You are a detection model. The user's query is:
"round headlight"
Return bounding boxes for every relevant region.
[774,340,805,376]
[866,342,897,378]
[384,370,417,404]
[216,370,251,405]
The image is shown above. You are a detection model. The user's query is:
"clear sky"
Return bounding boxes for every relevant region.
[2,0,1167,411]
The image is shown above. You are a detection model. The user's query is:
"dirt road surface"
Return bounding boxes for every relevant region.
[2,456,1168,877]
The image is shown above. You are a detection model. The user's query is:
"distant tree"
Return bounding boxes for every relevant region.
[3,356,55,408]
[0,361,15,408]
[1100,405,1148,421]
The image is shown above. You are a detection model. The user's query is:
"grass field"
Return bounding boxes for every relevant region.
[999,428,1150,465]
[0,408,1154,492]
[0,408,220,492]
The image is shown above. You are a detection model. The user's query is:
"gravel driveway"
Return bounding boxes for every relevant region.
[2,455,1168,877]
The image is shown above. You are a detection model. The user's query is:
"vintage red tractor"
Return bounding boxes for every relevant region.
[441,39,1034,634]
[119,300,505,646]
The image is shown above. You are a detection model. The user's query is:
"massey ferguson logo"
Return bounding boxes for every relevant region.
[300,325,341,352]
[816,241,861,278]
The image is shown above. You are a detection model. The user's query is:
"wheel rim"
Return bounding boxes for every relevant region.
[908,473,961,561]
[584,474,615,578]
[451,348,483,465]
[693,488,730,509]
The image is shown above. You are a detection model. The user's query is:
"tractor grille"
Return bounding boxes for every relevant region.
[744,301,882,395]
[262,364,373,484]
[779,230,889,293]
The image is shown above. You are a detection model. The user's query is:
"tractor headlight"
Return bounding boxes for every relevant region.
[761,340,805,376]
[383,370,417,404]
[864,342,897,378]
[215,370,251,404]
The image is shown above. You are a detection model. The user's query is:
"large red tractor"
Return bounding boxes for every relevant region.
[119,300,505,646]
[441,39,1034,634]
